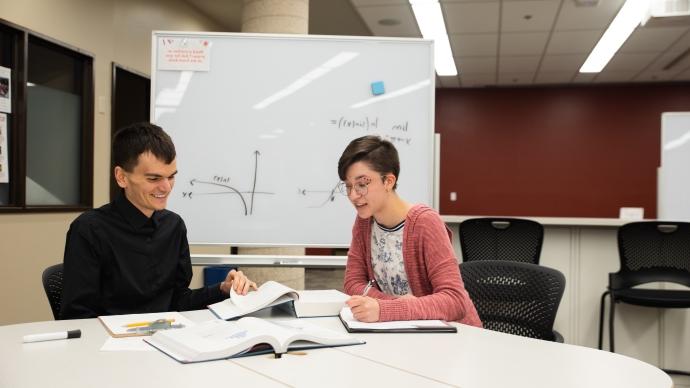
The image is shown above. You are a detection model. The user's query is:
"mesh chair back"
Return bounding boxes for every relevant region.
[615,222,690,289]
[461,260,565,341]
[42,263,64,320]
[459,218,543,264]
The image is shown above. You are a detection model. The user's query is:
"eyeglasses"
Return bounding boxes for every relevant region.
[337,175,385,196]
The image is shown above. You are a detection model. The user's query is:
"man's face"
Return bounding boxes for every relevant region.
[115,152,177,218]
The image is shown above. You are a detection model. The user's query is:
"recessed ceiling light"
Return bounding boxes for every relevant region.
[378,18,401,26]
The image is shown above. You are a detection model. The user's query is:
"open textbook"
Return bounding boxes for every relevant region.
[339,307,457,333]
[145,317,365,363]
[208,281,349,320]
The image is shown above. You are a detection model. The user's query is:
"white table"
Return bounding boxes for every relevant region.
[0,309,672,388]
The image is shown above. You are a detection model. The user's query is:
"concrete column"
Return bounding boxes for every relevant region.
[238,0,309,290]
[241,0,309,34]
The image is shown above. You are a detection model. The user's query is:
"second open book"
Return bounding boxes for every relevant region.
[208,281,349,320]
[144,317,364,363]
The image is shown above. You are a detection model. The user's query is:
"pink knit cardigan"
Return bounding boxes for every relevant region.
[343,204,482,327]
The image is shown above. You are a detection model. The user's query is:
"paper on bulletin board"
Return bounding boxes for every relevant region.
[0,66,11,113]
[0,113,8,183]
[157,37,211,71]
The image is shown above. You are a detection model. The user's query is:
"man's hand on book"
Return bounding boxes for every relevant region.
[346,296,380,322]
[221,270,258,295]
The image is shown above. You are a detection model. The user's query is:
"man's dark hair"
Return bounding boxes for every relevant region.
[112,122,176,172]
[338,135,400,190]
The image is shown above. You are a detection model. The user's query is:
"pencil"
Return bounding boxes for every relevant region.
[123,319,175,328]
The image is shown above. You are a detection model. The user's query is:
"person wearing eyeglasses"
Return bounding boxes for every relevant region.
[338,135,481,326]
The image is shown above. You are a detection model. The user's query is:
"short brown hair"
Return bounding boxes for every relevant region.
[338,135,400,190]
[112,122,176,172]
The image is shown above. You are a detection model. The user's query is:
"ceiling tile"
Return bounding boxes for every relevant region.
[619,26,688,53]
[500,32,549,55]
[604,52,660,72]
[457,56,497,73]
[534,72,574,84]
[499,55,541,73]
[572,72,596,84]
[666,30,690,52]
[594,71,637,83]
[356,4,419,37]
[540,54,588,73]
[351,0,407,5]
[498,72,535,85]
[501,0,560,32]
[673,66,690,80]
[555,0,625,31]
[459,73,497,87]
[438,76,461,87]
[450,34,498,57]
[642,49,689,72]
[634,70,683,82]
[443,2,500,34]
[546,30,602,54]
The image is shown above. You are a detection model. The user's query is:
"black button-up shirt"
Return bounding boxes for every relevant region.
[60,193,225,319]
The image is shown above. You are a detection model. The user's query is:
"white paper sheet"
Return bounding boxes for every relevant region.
[100,337,154,352]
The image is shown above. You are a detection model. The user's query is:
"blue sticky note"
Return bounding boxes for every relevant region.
[371,81,385,96]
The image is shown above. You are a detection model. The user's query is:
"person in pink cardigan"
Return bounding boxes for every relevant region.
[339,135,482,327]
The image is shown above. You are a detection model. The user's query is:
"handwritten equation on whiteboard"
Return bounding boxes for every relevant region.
[329,116,412,145]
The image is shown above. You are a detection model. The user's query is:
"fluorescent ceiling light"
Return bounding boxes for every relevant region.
[579,0,650,73]
[410,0,457,76]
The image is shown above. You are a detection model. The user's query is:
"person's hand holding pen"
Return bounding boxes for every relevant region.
[346,279,380,322]
[220,269,258,295]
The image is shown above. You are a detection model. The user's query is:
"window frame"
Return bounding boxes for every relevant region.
[0,18,94,213]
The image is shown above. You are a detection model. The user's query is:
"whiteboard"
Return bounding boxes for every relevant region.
[658,112,690,221]
[151,32,435,246]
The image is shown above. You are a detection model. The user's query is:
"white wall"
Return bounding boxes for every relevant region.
[0,0,226,325]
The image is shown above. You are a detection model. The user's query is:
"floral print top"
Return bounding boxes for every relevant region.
[371,219,409,296]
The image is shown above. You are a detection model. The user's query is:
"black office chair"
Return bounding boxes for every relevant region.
[42,263,64,320]
[459,218,544,264]
[461,260,565,342]
[598,221,690,375]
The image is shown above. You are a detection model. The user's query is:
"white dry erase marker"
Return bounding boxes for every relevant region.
[23,329,81,343]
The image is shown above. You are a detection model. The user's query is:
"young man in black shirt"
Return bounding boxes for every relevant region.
[60,122,256,319]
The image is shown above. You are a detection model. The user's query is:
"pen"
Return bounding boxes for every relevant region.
[123,319,175,328]
[23,329,81,343]
[362,279,376,296]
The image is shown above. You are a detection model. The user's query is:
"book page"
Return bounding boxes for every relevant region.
[146,317,364,362]
[147,319,275,362]
[238,317,362,353]
[210,280,299,320]
[230,280,298,312]
[339,307,451,330]
[98,312,195,338]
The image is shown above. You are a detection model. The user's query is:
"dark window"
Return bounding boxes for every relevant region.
[0,19,93,212]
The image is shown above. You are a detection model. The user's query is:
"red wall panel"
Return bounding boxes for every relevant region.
[436,84,690,218]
